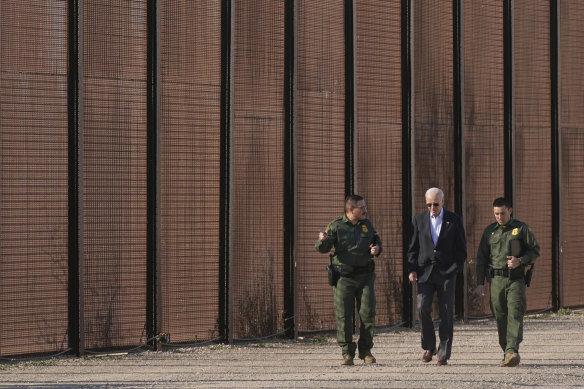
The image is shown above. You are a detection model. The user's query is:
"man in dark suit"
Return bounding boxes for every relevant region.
[407,187,467,365]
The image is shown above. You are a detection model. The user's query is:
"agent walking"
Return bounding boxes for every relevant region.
[407,187,467,366]
[316,195,382,366]
[476,197,540,367]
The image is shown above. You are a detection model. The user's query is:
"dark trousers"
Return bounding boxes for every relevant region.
[417,267,457,360]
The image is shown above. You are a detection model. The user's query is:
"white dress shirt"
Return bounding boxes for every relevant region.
[430,208,444,246]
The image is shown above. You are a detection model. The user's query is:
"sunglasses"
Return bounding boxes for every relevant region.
[426,202,440,208]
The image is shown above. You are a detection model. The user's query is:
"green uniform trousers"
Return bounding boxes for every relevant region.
[489,275,526,354]
[333,271,375,357]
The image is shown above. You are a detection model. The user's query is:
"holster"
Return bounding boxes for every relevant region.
[525,264,535,287]
[326,254,340,286]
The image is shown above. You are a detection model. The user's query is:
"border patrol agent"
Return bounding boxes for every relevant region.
[476,197,540,367]
[316,195,382,365]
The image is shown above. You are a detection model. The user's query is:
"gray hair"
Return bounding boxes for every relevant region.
[425,187,444,201]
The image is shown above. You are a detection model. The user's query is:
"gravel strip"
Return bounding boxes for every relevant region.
[1,312,583,388]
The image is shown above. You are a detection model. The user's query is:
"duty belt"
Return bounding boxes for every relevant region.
[492,268,510,277]
[333,261,375,277]
[490,267,524,280]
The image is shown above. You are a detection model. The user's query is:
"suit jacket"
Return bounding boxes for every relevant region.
[407,209,467,283]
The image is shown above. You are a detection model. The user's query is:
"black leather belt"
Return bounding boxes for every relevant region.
[490,267,524,280]
[333,261,375,277]
[492,268,509,277]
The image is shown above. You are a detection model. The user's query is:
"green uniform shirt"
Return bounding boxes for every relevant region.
[476,218,540,285]
[315,214,382,267]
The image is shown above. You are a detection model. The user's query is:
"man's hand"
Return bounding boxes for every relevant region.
[318,230,328,241]
[476,284,486,297]
[408,271,418,283]
[507,256,520,269]
[369,244,380,256]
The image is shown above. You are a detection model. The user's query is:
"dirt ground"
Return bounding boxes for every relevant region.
[1,311,583,388]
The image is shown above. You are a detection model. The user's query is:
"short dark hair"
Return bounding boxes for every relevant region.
[345,194,364,209]
[493,197,512,208]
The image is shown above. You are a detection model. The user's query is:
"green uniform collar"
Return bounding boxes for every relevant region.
[494,218,520,231]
